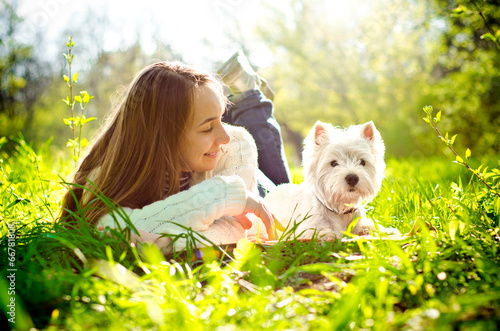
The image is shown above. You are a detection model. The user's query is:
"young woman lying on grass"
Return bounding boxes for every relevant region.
[59,51,290,254]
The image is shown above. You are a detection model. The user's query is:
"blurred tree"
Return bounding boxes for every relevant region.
[85,39,183,128]
[0,0,49,138]
[256,0,499,158]
[256,0,440,158]
[27,38,183,148]
[427,0,500,154]
[26,6,183,148]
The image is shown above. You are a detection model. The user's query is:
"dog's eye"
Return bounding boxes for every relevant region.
[331,160,338,167]
[360,160,366,166]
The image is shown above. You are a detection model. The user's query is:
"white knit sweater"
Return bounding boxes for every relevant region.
[98,124,259,249]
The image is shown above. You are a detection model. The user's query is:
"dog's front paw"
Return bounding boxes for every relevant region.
[351,217,375,236]
[356,227,373,236]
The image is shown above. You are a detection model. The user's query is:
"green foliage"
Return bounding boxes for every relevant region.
[423,105,500,199]
[61,36,95,167]
[25,37,182,151]
[428,0,500,155]
[255,0,499,158]
[0,0,47,139]
[1,134,499,330]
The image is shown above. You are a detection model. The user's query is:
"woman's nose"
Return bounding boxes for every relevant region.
[217,125,231,145]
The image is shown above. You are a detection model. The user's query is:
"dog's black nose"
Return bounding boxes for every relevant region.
[345,174,359,187]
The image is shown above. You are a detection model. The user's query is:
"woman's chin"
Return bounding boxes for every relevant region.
[192,160,217,172]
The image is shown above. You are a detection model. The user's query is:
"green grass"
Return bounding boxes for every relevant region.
[1,136,499,330]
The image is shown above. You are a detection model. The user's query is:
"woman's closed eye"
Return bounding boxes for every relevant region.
[202,125,214,133]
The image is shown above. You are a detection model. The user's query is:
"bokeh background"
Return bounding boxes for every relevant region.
[1,0,499,165]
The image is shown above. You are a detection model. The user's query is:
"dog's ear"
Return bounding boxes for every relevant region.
[361,121,378,142]
[313,121,329,145]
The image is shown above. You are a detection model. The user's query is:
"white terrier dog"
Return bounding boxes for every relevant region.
[264,120,393,240]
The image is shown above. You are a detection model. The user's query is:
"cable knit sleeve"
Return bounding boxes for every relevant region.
[191,124,259,192]
[97,175,247,234]
[189,125,259,192]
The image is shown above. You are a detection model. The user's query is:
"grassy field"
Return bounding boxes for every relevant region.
[1,136,499,330]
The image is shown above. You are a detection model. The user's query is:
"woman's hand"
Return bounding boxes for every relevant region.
[234,191,276,239]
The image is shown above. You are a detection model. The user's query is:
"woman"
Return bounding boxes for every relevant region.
[60,51,290,254]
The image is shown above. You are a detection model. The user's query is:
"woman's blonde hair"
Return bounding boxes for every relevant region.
[60,61,225,225]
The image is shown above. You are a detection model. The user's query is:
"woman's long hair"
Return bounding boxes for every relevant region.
[59,61,225,225]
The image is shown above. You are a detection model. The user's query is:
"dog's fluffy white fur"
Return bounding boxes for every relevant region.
[264,120,392,240]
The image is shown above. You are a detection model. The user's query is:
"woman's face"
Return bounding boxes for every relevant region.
[180,85,231,172]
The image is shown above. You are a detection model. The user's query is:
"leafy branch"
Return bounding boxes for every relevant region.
[453,1,500,49]
[471,0,500,49]
[423,105,500,197]
[62,36,95,168]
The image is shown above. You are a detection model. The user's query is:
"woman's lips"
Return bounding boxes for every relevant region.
[204,150,219,158]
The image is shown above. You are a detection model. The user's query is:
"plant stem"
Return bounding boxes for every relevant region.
[470,0,500,49]
[429,116,500,197]
[67,45,77,167]
[78,103,83,163]
[33,156,56,221]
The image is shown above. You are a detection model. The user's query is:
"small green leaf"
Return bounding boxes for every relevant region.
[81,138,89,148]
[63,75,69,83]
[458,221,466,235]
[82,116,96,124]
[450,134,458,145]
[484,172,494,179]
[67,139,78,148]
[435,110,442,124]
[81,91,93,104]
[465,148,471,159]
[73,72,78,83]
[451,5,469,17]
[482,166,489,178]
[456,155,464,163]
[449,221,457,241]
[83,92,90,104]
[74,95,82,103]
[423,117,430,124]
[63,118,78,127]
[6,197,31,210]
[481,33,497,43]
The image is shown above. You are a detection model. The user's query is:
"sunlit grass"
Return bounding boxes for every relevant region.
[1,137,499,330]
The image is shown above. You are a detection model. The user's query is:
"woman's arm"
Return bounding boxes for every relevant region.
[98,174,275,249]
[98,175,247,234]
